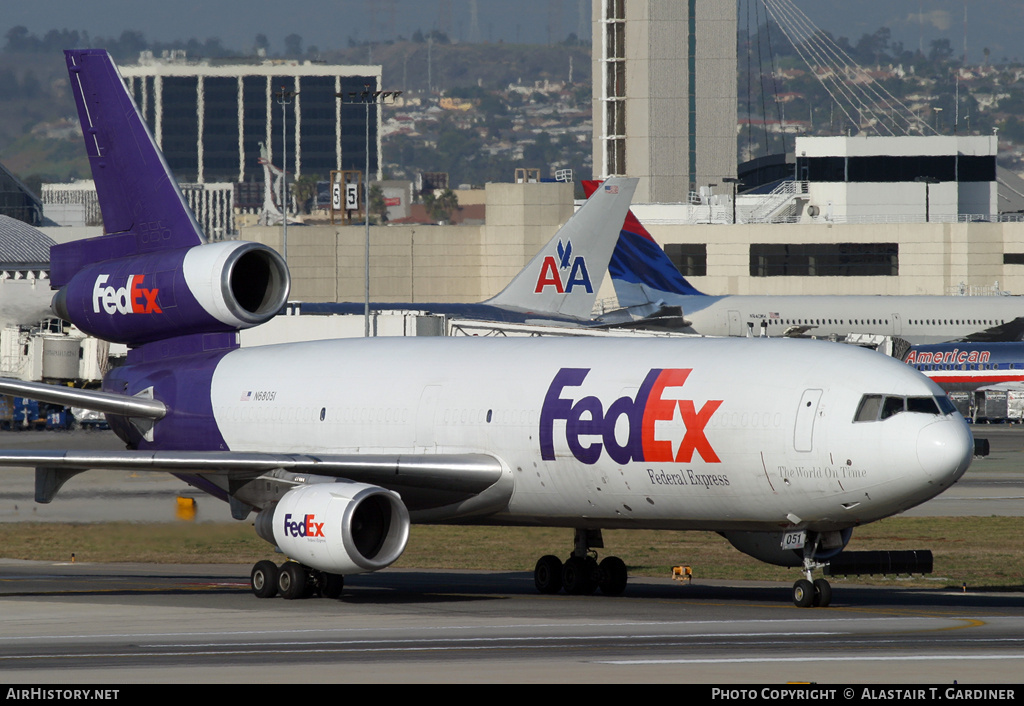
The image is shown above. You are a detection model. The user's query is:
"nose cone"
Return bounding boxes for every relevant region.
[917,417,973,483]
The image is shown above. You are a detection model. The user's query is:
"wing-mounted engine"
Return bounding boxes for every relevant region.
[720,529,852,567]
[52,240,289,346]
[255,482,410,575]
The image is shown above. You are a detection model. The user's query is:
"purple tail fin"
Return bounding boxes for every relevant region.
[51,49,289,350]
[51,50,205,287]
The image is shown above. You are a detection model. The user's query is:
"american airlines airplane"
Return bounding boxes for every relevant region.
[585,182,1024,344]
[0,51,974,608]
[904,342,1024,392]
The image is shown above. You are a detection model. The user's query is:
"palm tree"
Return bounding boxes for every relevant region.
[423,188,460,224]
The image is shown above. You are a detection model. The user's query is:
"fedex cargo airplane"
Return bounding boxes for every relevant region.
[0,51,974,608]
[586,182,1024,344]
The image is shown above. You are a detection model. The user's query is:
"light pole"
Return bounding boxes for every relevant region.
[337,85,402,337]
[274,86,298,265]
[706,183,717,224]
[722,177,742,224]
[915,176,939,222]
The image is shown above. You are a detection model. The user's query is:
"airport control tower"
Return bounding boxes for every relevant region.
[591,0,738,204]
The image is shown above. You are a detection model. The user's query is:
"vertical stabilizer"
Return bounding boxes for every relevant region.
[485,177,637,319]
[50,49,289,349]
[52,50,206,286]
[582,180,705,307]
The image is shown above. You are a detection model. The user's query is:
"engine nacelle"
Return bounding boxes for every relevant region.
[52,240,289,346]
[720,529,853,567]
[255,482,410,575]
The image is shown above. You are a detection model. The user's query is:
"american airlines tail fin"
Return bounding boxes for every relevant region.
[484,177,637,320]
[52,50,289,349]
[581,180,705,307]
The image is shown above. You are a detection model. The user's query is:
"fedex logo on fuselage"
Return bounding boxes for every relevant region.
[534,239,592,294]
[539,368,723,465]
[92,274,162,315]
[283,513,325,538]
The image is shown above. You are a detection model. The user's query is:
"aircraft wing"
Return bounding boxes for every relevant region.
[595,304,690,330]
[958,315,1024,343]
[0,450,502,495]
[0,377,504,510]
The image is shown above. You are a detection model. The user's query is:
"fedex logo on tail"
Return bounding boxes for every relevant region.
[92,274,162,315]
[534,239,593,294]
[540,368,722,465]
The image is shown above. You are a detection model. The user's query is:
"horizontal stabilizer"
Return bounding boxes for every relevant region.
[0,377,166,420]
[959,315,1024,343]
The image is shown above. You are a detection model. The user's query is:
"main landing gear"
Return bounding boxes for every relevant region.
[533,529,629,597]
[250,560,345,600]
[792,539,832,608]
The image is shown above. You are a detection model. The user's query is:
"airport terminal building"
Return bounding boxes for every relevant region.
[118,53,383,185]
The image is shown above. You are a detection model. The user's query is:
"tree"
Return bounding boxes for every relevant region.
[928,38,955,64]
[423,188,459,224]
[291,174,320,215]
[4,26,37,53]
[285,34,303,57]
[369,183,388,224]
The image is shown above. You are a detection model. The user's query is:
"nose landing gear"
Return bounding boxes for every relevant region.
[793,538,832,608]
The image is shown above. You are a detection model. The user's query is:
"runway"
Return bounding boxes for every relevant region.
[1,560,1023,683]
[0,428,1022,683]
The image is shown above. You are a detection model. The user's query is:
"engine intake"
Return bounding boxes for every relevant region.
[256,482,410,575]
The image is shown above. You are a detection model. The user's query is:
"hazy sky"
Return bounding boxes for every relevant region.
[1,1,591,52]
[4,1,1022,62]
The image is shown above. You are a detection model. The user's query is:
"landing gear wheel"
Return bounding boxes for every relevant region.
[278,562,311,600]
[251,560,279,598]
[562,556,598,595]
[813,578,832,607]
[321,573,345,599]
[793,578,815,608]
[598,556,628,596]
[534,555,563,594]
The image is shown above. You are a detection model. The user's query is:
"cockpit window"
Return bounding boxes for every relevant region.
[854,394,955,422]
[881,396,905,419]
[855,394,882,422]
[907,396,941,415]
[936,396,957,415]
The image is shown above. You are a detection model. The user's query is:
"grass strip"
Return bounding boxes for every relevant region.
[0,516,1020,589]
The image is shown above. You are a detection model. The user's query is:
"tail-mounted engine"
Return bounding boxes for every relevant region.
[255,482,411,575]
[52,240,289,346]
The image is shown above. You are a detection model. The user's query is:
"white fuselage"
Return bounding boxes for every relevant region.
[672,294,1024,344]
[207,336,971,533]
